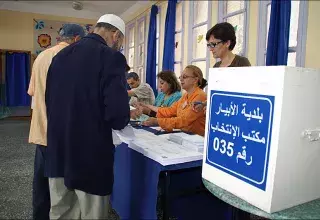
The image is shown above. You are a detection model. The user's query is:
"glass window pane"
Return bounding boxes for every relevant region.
[193,1,208,25]
[156,13,160,38]
[226,13,244,55]
[138,43,144,66]
[226,1,245,15]
[191,61,207,79]
[175,32,182,62]
[128,48,135,67]
[193,24,207,59]
[156,39,159,65]
[287,52,296,67]
[129,27,135,47]
[138,67,144,82]
[289,1,300,47]
[138,20,145,44]
[174,63,182,79]
[176,2,183,31]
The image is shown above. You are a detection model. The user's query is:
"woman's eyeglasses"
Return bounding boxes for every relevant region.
[179,75,196,80]
[207,41,223,49]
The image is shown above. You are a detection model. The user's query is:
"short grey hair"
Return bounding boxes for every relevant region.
[59,36,76,43]
[95,22,124,38]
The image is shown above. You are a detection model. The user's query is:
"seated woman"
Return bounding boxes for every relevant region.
[138,70,182,117]
[142,65,207,136]
[193,22,251,113]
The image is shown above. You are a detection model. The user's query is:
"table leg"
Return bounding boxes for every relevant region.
[162,171,171,220]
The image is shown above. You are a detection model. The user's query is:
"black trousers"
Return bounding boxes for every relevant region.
[32,145,50,220]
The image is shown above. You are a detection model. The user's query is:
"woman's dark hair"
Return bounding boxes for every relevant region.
[157,70,181,94]
[185,65,208,90]
[206,22,236,51]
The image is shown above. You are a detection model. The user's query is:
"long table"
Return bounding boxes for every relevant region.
[111,127,232,220]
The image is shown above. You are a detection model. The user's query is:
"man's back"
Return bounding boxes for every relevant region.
[45,33,130,196]
[28,42,69,146]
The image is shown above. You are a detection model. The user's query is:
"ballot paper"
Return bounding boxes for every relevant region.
[112,125,136,146]
[129,139,203,166]
[168,133,204,153]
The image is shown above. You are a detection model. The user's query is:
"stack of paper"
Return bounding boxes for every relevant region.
[168,133,204,153]
[129,139,203,166]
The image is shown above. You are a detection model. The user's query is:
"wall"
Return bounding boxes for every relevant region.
[305,1,320,69]
[0,9,96,52]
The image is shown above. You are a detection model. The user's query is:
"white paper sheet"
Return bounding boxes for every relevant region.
[112,125,136,146]
[129,139,203,166]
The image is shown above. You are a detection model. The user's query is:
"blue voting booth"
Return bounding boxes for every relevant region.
[205,90,275,191]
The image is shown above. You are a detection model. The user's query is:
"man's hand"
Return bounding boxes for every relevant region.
[130,109,142,119]
[142,117,158,126]
[134,102,151,115]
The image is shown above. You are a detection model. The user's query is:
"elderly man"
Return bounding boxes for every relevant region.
[45,14,136,219]
[127,72,155,106]
[27,24,85,220]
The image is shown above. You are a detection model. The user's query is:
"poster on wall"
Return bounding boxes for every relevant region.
[33,19,93,55]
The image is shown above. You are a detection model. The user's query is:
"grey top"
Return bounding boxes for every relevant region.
[214,55,251,68]
[129,83,155,106]
[203,178,320,219]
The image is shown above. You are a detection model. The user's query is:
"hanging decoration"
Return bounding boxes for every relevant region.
[37,34,51,48]
[197,34,204,43]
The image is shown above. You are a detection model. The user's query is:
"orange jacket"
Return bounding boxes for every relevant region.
[156,87,207,136]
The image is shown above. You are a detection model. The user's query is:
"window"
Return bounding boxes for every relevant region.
[126,22,135,72]
[257,1,308,67]
[218,1,249,56]
[188,1,212,79]
[174,1,184,78]
[137,17,146,82]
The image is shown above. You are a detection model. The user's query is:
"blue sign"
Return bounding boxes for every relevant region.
[205,90,275,191]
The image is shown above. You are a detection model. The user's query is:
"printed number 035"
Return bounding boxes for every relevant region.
[213,137,234,157]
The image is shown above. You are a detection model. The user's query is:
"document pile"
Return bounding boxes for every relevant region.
[168,133,204,153]
[129,139,203,166]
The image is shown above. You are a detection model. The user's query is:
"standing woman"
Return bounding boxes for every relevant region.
[193,22,251,112]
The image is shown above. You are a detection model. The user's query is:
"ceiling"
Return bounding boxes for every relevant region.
[0,1,141,20]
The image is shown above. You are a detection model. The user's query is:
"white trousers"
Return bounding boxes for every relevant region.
[49,178,110,219]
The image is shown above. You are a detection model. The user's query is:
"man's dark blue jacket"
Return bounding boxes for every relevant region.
[45,33,130,196]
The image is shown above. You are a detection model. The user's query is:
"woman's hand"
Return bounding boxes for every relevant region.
[192,101,205,112]
[135,102,153,115]
[142,117,158,126]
